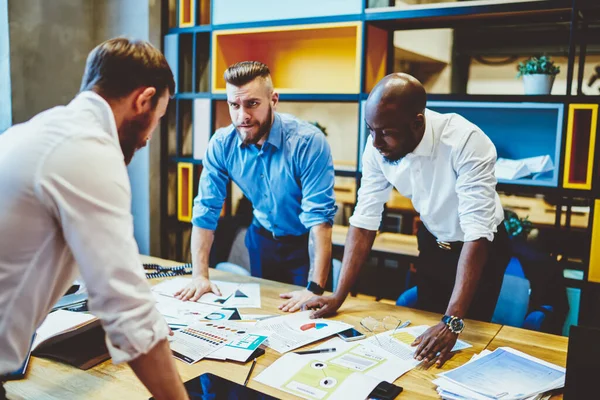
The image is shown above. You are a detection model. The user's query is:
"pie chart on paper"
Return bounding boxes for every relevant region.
[300,322,328,331]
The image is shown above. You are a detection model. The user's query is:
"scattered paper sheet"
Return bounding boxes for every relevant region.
[152,278,261,308]
[255,337,414,400]
[364,325,471,363]
[256,311,352,353]
[153,292,222,328]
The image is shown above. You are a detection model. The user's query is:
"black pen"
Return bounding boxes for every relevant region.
[294,347,336,355]
[244,358,257,386]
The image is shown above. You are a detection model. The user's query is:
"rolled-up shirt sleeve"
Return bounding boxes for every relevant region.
[192,134,229,230]
[297,131,337,228]
[349,138,392,231]
[36,136,168,364]
[452,128,499,242]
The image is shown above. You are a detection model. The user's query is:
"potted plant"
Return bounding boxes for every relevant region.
[517,55,560,95]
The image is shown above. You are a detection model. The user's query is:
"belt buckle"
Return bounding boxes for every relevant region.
[437,240,452,250]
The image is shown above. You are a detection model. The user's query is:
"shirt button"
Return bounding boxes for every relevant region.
[260,174,264,178]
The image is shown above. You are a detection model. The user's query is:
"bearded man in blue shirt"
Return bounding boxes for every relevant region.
[175,61,337,312]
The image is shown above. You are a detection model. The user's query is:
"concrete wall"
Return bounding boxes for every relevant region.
[7,0,162,256]
[8,0,94,124]
[93,0,154,256]
[0,0,10,132]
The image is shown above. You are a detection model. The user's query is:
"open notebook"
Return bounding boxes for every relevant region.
[32,310,109,370]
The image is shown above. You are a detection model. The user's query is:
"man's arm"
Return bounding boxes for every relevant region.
[302,137,392,317]
[176,134,230,300]
[36,137,188,399]
[129,339,189,400]
[279,222,332,312]
[174,226,222,301]
[413,128,499,367]
[412,239,489,366]
[302,226,377,317]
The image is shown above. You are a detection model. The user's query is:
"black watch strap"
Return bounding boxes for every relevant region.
[306,281,325,295]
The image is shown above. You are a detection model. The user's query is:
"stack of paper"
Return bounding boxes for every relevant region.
[495,155,554,181]
[433,347,565,400]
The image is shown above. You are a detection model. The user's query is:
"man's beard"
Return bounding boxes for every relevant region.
[238,106,273,146]
[382,154,404,165]
[119,112,152,165]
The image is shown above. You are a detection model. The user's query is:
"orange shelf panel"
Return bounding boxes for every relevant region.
[212,22,362,94]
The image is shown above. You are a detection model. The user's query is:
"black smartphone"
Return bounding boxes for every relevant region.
[368,381,403,400]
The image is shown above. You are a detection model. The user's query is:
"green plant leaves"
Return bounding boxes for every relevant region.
[516,55,560,78]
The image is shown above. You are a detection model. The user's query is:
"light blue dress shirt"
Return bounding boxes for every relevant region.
[192,113,337,236]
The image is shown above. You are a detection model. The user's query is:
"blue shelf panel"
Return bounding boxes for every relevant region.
[427,101,564,188]
[170,156,203,165]
[167,24,212,34]
[365,0,570,28]
[212,0,362,27]
[175,92,212,100]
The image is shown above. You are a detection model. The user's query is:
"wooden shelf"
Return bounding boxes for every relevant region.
[212,22,362,94]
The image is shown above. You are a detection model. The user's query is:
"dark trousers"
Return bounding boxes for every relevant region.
[0,382,6,400]
[245,222,310,286]
[415,223,511,322]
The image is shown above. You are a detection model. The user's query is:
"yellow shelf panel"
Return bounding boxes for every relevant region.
[177,162,194,222]
[589,200,600,283]
[179,0,195,27]
[212,22,362,94]
[563,103,598,190]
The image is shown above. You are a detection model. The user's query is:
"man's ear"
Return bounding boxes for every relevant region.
[271,91,279,109]
[413,113,425,131]
[134,87,157,113]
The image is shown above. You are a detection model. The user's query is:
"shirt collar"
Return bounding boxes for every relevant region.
[411,108,434,157]
[69,91,120,146]
[236,113,283,150]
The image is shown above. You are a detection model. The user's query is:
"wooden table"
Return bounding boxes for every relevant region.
[6,256,565,400]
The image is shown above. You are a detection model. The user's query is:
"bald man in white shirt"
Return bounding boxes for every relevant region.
[303,73,510,368]
[0,38,188,400]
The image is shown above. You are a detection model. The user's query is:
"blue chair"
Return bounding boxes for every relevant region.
[395,257,548,330]
[215,261,251,276]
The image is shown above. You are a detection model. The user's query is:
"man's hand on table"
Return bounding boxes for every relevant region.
[411,321,458,368]
[300,294,344,318]
[279,289,315,312]
[174,276,221,301]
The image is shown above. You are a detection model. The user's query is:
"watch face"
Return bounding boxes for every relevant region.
[450,318,464,332]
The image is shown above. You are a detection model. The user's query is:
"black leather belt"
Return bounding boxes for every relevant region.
[252,222,308,243]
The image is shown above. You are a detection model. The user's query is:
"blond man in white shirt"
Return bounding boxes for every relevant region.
[304,73,510,368]
[0,38,188,400]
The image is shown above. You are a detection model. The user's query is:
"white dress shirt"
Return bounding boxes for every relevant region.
[0,91,168,375]
[350,108,504,242]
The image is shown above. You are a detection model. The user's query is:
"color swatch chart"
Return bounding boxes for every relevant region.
[170,325,229,364]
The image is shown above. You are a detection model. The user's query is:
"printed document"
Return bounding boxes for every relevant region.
[256,311,352,353]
